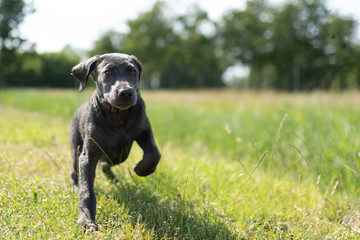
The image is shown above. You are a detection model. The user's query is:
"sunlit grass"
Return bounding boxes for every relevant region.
[0,89,359,239]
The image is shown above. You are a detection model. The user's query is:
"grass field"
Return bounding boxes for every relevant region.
[0,89,359,239]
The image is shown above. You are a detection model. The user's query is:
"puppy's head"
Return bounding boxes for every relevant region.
[72,53,142,110]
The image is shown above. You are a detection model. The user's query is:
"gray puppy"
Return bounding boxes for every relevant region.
[70,53,161,229]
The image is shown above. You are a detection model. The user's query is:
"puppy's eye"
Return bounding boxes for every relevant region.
[130,69,137,76]
[104,70,112,75]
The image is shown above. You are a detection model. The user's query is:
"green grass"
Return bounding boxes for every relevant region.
[0,89,359,239]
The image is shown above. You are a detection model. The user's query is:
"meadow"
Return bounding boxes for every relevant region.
[0,89,359,239]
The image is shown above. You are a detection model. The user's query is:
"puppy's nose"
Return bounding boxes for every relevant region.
[119,89,133,98]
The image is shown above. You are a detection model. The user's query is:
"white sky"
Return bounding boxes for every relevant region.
[20,0,360,53]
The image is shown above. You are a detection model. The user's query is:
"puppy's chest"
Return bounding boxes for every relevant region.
[101,125,138,164]
[104,119,140,142]
[111,117,139,134]
[107,110,143,130]
[111,118,131,129]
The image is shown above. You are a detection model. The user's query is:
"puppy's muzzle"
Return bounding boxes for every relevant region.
[119,88,134,99]
[115,88,137,109]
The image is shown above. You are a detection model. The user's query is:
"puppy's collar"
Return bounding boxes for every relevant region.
[95,96,120,113]
[105,102,120,113]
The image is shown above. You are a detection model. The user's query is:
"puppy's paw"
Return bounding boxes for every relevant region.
[134,160,157,177]
[77,217,98,233]
[84,223,98,234]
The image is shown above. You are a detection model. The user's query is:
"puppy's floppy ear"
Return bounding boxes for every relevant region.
[129,55,143,80]
[71,55,99,92]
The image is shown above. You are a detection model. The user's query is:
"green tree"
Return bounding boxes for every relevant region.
[318,13,358,88]
[122,1,175,87]
[220,0,359,90]
[88,30,124,56]
[220,0,273,88]
[6,50,42,86]
[270,0,357,90]
[160,6,226,88]
[38,47,80,88]
[5,47,80,87]
[89,1,226,88]
[0,0,34,86]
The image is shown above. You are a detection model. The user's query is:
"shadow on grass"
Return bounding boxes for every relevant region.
[95,171,239,239]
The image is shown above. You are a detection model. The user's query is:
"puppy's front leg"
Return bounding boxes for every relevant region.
[77,141,100,227]
[134,129,161,176]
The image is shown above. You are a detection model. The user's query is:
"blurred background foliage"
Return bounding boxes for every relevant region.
[1,0,359,90]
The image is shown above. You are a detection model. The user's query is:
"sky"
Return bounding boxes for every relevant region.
[19,0,360,53]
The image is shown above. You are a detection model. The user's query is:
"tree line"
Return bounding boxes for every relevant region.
[1,0,359,90]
